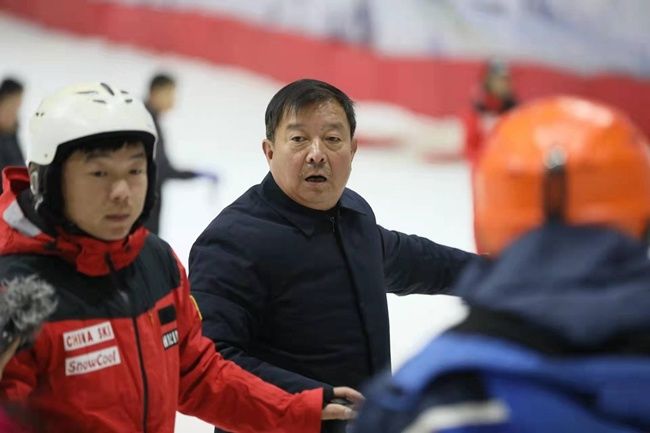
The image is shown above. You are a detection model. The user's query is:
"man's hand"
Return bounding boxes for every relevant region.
[197,170,219,184]
[322,386,364,420]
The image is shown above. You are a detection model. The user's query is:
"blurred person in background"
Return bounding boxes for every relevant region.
[144,73,219,235]
[353,96,650,433]
[189,78,477,433]
[0,78,26,191]
[0,82,359,433]
[462,59,518,164]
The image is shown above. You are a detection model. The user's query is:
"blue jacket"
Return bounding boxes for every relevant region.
[188,173,474,405]
[354,224,650,433]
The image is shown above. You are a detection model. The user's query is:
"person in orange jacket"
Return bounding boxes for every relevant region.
[462,59,518,165]
[0,82,361,433]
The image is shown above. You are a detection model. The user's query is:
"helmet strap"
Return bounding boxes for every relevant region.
[643,222,650,248]
[543,147,567,222]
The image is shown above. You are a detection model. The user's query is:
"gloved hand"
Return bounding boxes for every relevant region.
[322,387,364,421]
[196,171,219,184]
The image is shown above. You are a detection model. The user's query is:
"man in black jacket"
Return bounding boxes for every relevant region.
[0,78,25,186]
[143,73,218,235]
[189,79,476,433]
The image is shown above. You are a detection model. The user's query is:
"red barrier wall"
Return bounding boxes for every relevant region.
[1,0,649,136]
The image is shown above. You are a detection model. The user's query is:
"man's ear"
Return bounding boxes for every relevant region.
[351,138,358,158]
[262,139,274,163]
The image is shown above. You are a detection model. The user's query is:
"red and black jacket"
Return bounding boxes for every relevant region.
[0,168,322,433]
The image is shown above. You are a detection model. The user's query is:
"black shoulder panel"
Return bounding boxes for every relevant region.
[0,235,181,321]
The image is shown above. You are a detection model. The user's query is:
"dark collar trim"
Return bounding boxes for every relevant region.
[259,173,366,236]
[453,307,650,356]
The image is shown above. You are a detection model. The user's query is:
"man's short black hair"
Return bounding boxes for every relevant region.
[149,73,175,93]
[265,79,356,140]
[0,77,24,102]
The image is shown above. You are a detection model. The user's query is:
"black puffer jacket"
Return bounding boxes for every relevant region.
[189,173,475,432]
[0,131,24,182]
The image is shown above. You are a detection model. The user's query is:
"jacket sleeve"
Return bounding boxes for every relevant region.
[173,256,323,433]
[379,226,477,296]
[353,371,509,433]
[155,134,198,182]
[351,373,415,433]
[0,351,38,402]
[188,228,332,394]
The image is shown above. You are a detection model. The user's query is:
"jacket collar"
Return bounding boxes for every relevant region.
[0,167,147,277]
[259,172,366,237]
[454,223,650,347]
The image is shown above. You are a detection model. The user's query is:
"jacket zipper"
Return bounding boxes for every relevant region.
[106,254,149,433]
[131,314,149,433]
[329,215,375,375]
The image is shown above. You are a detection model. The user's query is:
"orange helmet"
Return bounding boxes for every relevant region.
[474,96,650,255]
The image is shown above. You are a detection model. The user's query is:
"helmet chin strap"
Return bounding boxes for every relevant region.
[29,169,44,211]
[543,147,567,223]
[28,160,104,238]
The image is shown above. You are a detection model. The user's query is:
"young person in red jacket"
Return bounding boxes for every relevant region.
[0,82,361,433]
[462,60,518,164]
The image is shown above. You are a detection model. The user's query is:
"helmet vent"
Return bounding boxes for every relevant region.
[76,90,98,95]
[100,83,115,96]
[124,99,133,103]
[120,90,129,95]
[92,99,107,104]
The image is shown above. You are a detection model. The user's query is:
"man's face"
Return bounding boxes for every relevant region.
[486,74,512,97]
[62,142,148,241]
[0,92,23,132]
[263,100,357,210]
[151,84,176,113]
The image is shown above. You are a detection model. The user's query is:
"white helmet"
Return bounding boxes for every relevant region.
[27,82,158,228]
[28,82,157,165]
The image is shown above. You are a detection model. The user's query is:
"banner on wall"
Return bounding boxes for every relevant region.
[1,0,648,139]
[101,0,650,77]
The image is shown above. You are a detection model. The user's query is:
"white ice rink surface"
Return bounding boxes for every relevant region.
[0,13,473,431]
